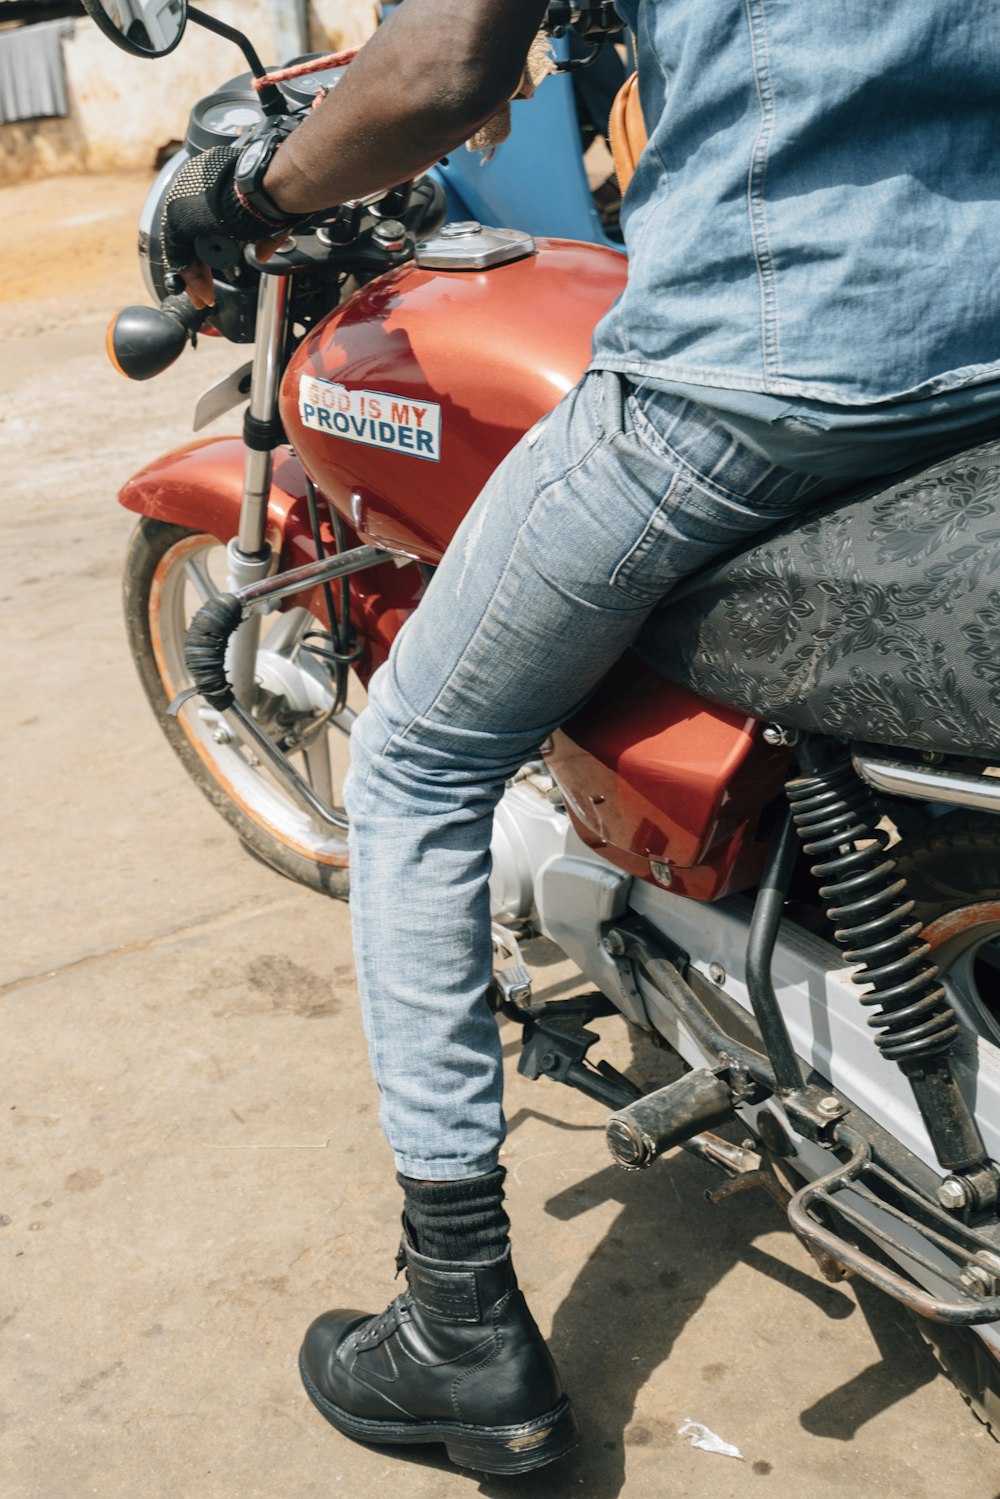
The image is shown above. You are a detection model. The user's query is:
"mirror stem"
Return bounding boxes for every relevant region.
[187,5,287,113]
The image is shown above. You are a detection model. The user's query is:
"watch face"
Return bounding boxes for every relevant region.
[239,139,268,177]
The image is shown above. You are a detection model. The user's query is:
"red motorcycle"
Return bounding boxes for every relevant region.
[88,0,1000,1439]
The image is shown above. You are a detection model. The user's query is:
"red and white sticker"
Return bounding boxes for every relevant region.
[298,375,441,462]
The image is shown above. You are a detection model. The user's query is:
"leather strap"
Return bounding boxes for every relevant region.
[609,70,648,194]
[406,1261,482,1323]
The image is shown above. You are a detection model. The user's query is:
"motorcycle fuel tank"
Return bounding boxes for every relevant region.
[280,238,628,562]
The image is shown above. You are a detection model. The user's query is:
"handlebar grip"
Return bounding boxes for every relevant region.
[161,291,211,334]
[183,593,243,711]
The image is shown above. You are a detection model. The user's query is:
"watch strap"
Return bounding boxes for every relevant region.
[233,176,293,227]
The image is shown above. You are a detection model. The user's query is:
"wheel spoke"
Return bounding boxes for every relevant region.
[183,558,219,605]
[261,606,314,657]
[302,735,335,809]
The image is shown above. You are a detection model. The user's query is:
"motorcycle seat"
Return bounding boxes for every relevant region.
[636,436,1000,760]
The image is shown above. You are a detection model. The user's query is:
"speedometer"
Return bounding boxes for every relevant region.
[201,101,263,136]
[184,56,346,156]
[186,81,265,153]
[282,65,345,101]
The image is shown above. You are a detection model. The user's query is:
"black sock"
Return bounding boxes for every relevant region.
[398,1167,511,1264]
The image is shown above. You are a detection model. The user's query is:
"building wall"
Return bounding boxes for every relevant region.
[0,0,380,185]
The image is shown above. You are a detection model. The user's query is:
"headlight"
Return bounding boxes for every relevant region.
[138,147,189,303]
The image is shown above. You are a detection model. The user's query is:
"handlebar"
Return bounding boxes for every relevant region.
[544,3,624,40]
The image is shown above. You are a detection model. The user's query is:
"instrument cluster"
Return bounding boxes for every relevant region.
[138,59,348,333]
[185,58,345,153]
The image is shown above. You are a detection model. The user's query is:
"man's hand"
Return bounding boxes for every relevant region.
[264,0,550,216]
[161,144,302,309]
[164,0,550,302]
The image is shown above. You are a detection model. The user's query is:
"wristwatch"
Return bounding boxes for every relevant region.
[233,117,300,225]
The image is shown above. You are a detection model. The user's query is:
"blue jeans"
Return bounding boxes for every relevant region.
[344,370,831,1180]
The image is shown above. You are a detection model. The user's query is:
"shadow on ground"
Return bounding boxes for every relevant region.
[346,1027,945,1498]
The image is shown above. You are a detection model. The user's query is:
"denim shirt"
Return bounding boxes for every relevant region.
[591,0,1000,406]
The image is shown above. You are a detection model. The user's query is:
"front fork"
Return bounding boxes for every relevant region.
[177,269,394,825]
[226,272,291,705]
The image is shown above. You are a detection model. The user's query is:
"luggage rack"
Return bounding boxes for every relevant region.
[789,1125,1000,1325]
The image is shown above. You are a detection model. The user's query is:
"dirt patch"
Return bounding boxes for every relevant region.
[0,172,153,337]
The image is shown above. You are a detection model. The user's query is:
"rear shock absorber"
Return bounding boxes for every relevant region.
[785,752,994,1193]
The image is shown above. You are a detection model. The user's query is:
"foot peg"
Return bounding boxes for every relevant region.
[606,1069,735,1170]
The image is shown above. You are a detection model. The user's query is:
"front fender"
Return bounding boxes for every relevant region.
[118,437,312,570]
[118,434,423,677]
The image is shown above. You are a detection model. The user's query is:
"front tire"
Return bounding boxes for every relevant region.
[123,517,354,899]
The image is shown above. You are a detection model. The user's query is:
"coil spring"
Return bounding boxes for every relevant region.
[786,760,958,1064]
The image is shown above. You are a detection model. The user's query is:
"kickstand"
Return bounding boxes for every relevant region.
[513,993,641,1111]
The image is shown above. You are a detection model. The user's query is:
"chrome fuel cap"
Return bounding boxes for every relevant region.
[414,223,536,271]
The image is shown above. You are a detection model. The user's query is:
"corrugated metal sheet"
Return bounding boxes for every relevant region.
[0,10,73,120]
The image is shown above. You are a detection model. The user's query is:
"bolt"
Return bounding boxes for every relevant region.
[938,1176,971,1212]
[372,218,408,252]
[212,727,231,745]
[602,930,626,957]
[817,1096,842,1117]
[762,723,800,748]
[960,1264,994,1297]
[708,962,726,986]
[649,859,672,888]
[540,1052,558,1073]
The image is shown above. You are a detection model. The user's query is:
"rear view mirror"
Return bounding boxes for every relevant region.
[80,0,187,58]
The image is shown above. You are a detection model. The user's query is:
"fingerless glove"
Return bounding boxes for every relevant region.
[162,143,301,272]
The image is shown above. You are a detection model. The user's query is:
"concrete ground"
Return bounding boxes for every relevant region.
[2,173,1000,1499]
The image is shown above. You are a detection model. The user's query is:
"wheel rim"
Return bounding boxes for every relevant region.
[149,532,353,865]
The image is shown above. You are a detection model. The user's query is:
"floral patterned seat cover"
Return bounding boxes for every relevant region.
[637,438,1000,760]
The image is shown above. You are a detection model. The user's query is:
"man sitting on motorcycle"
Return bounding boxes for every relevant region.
[162,0,1000,1474]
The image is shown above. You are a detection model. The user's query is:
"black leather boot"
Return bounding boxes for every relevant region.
[299,1240,579,1474]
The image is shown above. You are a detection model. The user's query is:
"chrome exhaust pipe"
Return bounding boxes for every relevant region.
[853,754,1000,817]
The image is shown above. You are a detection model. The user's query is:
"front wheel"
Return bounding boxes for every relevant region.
[123,517,356,898]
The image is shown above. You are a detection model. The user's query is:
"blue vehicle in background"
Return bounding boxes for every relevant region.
[383,3,629,252]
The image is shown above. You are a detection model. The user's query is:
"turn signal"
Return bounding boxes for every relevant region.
[106,294,207,381]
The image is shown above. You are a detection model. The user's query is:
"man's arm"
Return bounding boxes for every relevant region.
[264,0,550,214]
